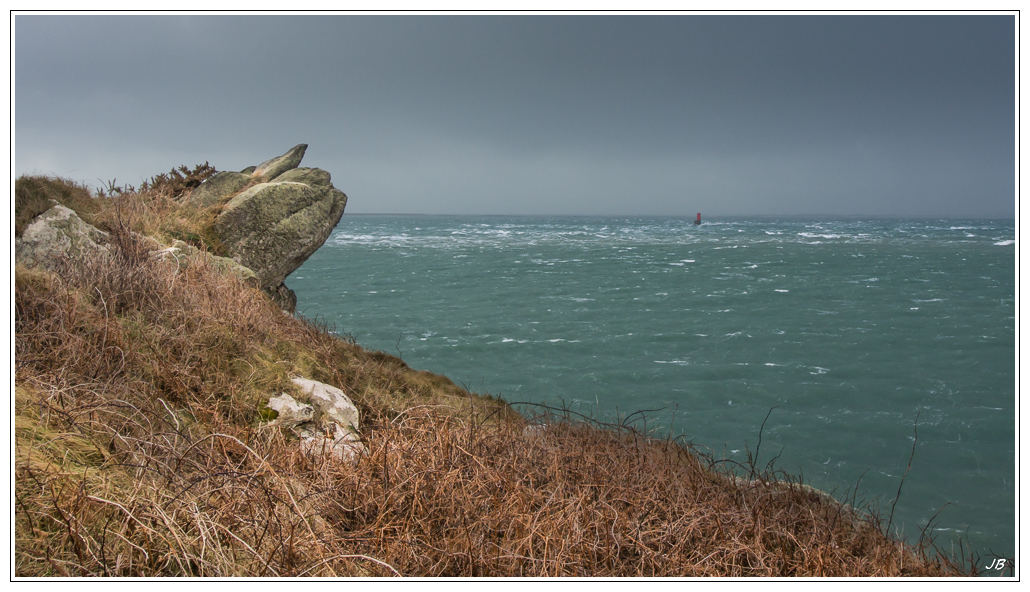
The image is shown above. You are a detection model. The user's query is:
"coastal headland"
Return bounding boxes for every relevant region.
[13,146,978,577]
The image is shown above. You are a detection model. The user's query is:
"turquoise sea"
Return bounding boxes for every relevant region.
[289,215,1016,565]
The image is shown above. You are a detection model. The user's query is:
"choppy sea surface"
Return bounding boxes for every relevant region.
[289,215,1015,565]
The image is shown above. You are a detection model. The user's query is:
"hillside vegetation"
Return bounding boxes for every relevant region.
[14,173,975,577]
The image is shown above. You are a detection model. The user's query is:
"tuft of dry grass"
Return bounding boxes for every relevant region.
[14,175,978,577]
[15,176,100,237]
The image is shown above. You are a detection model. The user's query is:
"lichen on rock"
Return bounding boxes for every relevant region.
[214,181,346,289]
[187,170,252,208]
[252,143,308,180]
[15,203,110,269]
[203,145,348,313]
[273,167,332,187]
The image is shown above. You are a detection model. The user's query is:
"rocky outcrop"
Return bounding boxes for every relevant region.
[252,143,307,180]
[187,144,347,313]
[12,200,257,286]
[214,179,347,289]
[265,377,365,463]
[153,240,260,284]
[15,203,110,269]
[186,171,252,209]
[16,145,346,316]
[273,167,331,187]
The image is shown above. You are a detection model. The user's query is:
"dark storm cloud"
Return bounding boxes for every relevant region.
[15,14,1015,216]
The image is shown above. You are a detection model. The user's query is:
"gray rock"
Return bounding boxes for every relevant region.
[187,171,252,208]
[268,282,297,313]
[273,167,331,188]
[214,181,347,288]
[177,145,346,314]
[15,203,110,269]
[162,240,260,284]
[253,144,307,180]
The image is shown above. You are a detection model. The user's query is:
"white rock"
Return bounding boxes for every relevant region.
[523,424,547,437]
[300,423,365,463]
[149,246,180,260]
[266,393,314,427]
[262,378,366,464]
[291,377,360,431]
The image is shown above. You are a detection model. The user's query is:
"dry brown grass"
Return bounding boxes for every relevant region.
[14,178,977,577]
[15,176,100,237]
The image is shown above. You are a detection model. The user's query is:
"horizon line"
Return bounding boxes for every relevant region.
[342,212,1017,220]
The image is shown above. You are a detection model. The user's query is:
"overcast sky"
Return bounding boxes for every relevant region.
[15,14,1016,217]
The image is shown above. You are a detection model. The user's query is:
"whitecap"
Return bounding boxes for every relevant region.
[775,289,789,293]
[809,367,829,375]
[995,240,1015,246]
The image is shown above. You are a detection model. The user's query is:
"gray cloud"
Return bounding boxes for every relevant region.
[15,14,1015,217]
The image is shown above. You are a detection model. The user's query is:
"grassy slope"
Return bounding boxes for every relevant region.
[13,175,973,577]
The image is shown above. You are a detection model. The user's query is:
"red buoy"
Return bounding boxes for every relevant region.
[695,212,702,225]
